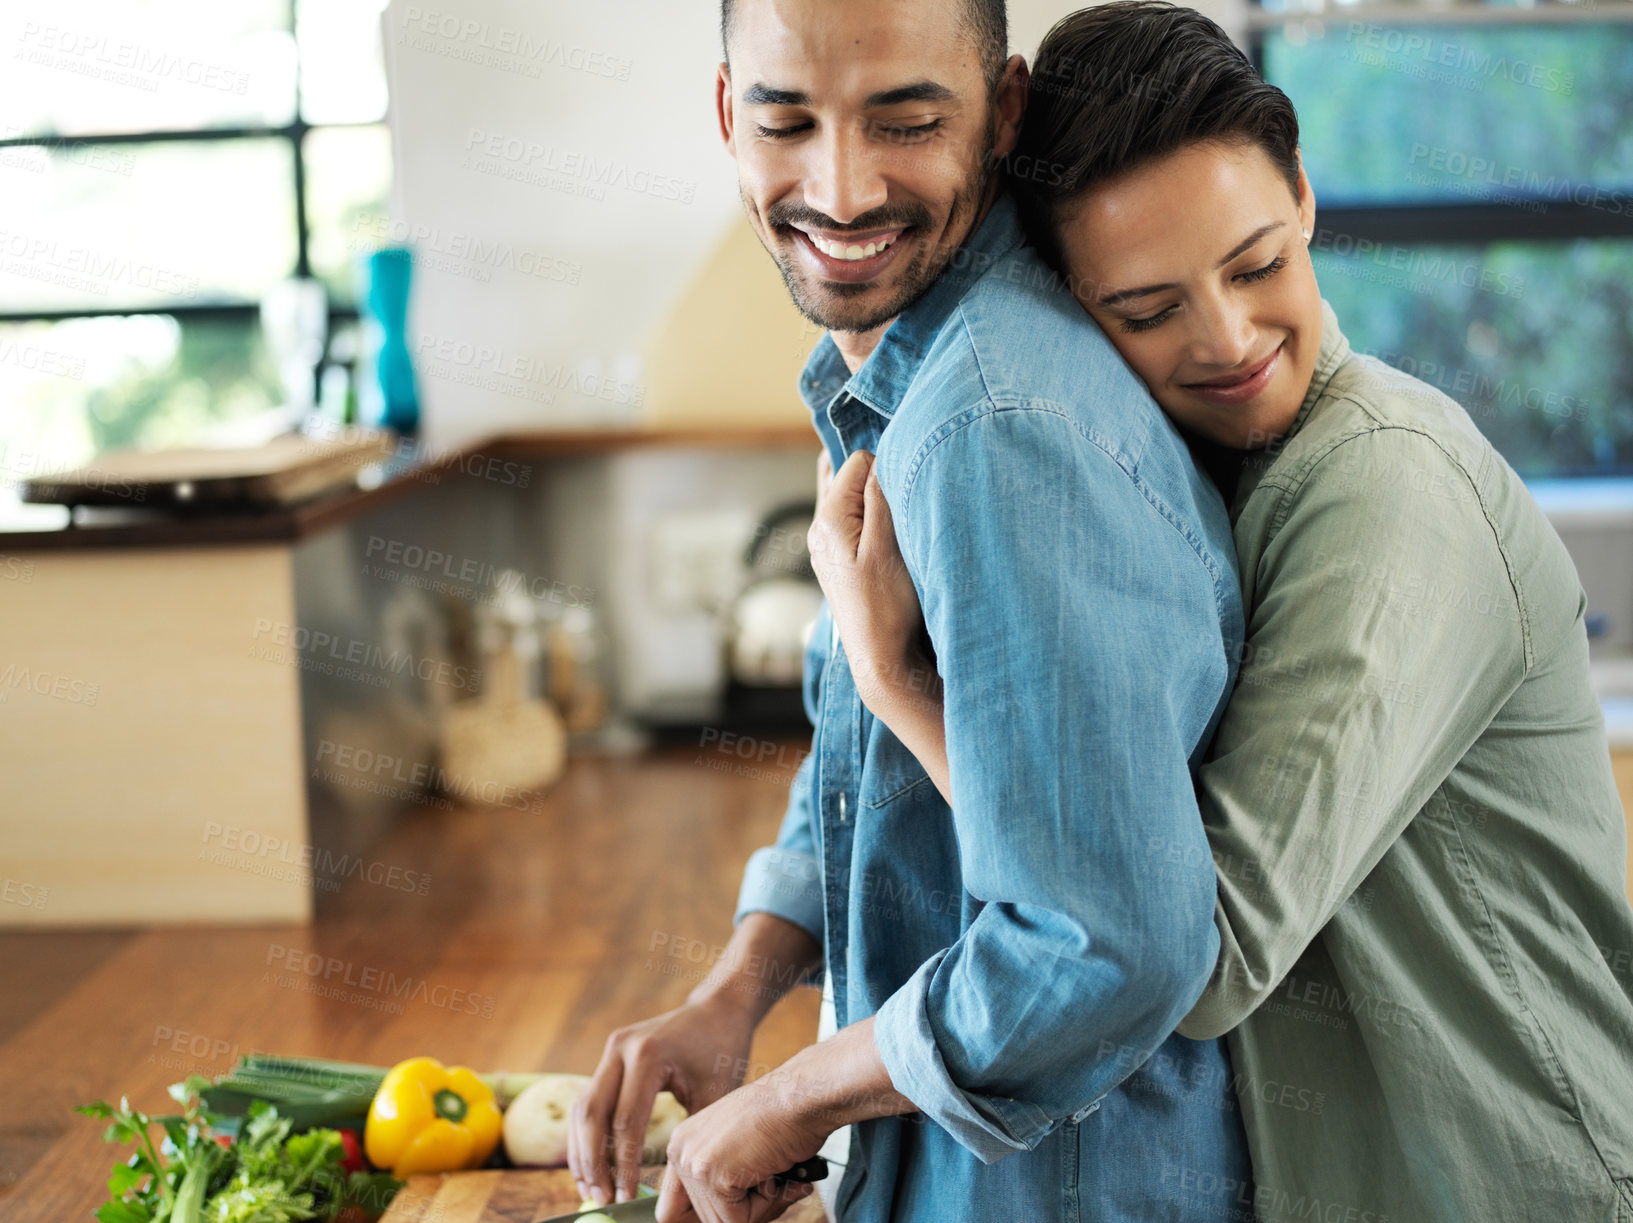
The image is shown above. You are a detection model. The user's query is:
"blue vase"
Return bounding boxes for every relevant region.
[365,246,420,436]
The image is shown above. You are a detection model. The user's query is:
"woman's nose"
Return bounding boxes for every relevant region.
[1188,300,1257,371]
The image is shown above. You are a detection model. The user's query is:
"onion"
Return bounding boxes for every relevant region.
[502,1074,687,1167]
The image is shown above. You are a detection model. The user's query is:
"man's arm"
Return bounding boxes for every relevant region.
[570,622,833,1207]
[870,404,1232,1161]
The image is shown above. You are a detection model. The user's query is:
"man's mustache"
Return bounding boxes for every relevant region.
[765,202,934,235]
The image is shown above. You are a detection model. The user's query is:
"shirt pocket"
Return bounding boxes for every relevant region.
[860,724,933,809]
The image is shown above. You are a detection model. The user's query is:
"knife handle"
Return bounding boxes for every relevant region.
[775,1156,829,1184]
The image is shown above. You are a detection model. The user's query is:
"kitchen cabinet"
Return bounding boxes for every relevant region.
[0,427,817,927]
[1610,751,1633,906]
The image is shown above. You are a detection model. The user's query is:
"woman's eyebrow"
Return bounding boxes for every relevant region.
[1096,220,1287,308]
[1217,220,1285,266]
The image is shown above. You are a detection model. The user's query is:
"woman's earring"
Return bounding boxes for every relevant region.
[1301,229,1311,242]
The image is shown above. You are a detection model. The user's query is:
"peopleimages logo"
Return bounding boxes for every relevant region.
[1344,22,1575,95]
[17,22,252,94]
[1308,228,1524,299]
[460,128,696,205]
[413,334,645,407]
[248,618,482,692]
[397,8,632,81]
[263,944,497,1018]
[1406,144,1628,215]
[201,820,431,895]
[0,229,201,297]
[350,216,583,285]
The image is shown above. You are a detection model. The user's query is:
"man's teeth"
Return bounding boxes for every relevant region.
[808,233,897,261]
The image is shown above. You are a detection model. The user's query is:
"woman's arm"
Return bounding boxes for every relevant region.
[808,450,953,807]
[1179,427,1532,1038]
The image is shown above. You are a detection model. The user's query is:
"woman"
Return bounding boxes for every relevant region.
[808,4,1633,1219]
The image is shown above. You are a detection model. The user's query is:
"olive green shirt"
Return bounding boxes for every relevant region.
[1178,301,1633,1222]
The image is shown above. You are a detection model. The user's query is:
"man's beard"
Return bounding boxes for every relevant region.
[757,126,998,336]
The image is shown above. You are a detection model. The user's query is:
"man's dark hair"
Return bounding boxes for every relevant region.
[1011,0,1301,267]
[721,0,1008,90]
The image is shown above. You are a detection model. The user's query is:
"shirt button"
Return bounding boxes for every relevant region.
[838,793,847,822]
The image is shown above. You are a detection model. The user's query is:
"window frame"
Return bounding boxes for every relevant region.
[1244,1,1633,479]
[1246,2,1633,246]
[0,0,383,331]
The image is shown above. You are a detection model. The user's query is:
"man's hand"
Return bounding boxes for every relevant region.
[569,914,822,1207]
[655,1014,915,1223]
[654,1075,823,1223]
[568,995,755,1207]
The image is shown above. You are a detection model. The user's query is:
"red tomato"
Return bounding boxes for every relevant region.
[338,1127,367,1174]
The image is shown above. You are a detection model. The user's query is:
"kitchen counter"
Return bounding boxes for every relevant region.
[0,745,822,1223]
[0,426,818,552]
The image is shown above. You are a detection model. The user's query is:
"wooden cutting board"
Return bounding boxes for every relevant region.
[20,431,395,510]
[378,1168,828,1222]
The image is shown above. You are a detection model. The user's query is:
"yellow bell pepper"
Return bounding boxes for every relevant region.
[365,1056,502,1176]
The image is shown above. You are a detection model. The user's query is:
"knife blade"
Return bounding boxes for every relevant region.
[535,1195,660,1223]
[535,1157,829,1223]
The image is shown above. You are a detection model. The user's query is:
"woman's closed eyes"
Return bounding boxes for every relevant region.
[1119,253,1291,334]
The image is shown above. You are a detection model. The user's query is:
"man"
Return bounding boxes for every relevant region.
[568,3,1251,1219]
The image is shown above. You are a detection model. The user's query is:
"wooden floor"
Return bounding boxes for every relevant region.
[0,744,821,1222]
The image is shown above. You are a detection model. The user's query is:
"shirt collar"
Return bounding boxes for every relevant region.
[796,192,1028,421]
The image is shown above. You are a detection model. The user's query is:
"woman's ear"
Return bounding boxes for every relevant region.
[1295,149,1316,244]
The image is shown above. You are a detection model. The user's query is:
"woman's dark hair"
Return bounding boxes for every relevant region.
[1011,1,1301,267]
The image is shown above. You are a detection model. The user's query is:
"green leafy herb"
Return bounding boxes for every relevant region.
[80,1082,400,1223]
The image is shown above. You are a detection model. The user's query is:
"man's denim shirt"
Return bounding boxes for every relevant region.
[735,195,1252,1221]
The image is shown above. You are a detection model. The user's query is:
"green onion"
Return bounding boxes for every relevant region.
[201,1055,546,1133]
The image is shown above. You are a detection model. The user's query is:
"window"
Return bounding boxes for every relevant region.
[0,0,391,473]
[1251,5,1633,478]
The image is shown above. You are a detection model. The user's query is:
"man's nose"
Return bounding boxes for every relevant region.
[801,126,888,224]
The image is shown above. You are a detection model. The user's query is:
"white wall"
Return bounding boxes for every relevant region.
[1010,0,1245,52]
[382,0,744,445]
[379,0,1247,448]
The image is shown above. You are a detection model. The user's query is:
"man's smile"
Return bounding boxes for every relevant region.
[786,223,913,284]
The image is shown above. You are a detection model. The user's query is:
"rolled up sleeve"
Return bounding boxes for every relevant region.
[734,750,824,943]
[872,405,1234,1160]
[734,602,831,948]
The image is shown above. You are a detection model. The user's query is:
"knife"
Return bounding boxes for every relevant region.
[536,1157,830,1223]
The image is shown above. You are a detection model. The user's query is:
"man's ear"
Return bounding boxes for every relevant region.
[992,54,1028,162]
[717,63,736,158]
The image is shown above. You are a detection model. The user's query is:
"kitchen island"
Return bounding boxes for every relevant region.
[0,425,818,927]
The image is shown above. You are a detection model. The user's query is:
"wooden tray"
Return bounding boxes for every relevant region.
[378,1168,828,1222]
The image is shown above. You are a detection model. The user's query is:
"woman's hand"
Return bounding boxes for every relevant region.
[807,450,931,708]
[808,450,953,807]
